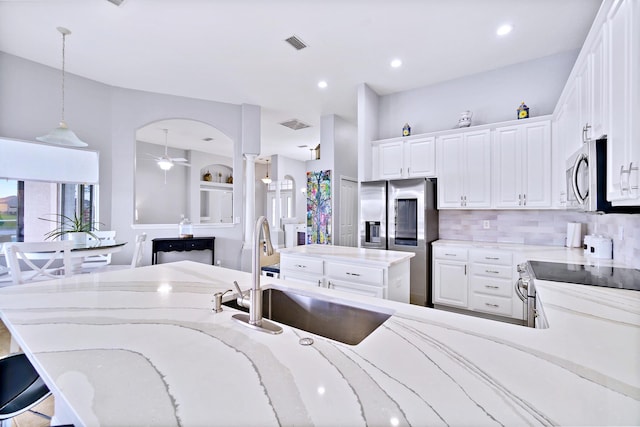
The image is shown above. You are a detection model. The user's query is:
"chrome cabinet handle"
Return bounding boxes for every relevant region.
[582,123,591,143]
[445,253,457,257]
[621,162,639,193]
[346,272,361,277]
[518,194,522,206]
[485,285,499,289]
[295,264,307,268]
[317,280,322,287]
[523,194,526,206]
[485,269,500,274]
[485,303,499,308]
[485,256,499,260]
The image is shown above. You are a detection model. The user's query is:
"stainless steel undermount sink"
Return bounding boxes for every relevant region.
[224,288,392,345]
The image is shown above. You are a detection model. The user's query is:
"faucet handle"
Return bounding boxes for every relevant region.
[233,280,251,309]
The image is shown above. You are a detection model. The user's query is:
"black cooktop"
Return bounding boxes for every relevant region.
[529,261,640,291]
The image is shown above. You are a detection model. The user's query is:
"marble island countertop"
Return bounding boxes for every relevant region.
[1,260,639,426]
[278,244,415,266]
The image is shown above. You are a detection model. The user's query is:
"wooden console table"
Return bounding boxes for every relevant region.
[151,237,215,265]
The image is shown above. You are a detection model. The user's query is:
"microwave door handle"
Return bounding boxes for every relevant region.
[572,154,588,204]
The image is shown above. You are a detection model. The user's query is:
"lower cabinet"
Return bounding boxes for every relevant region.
[280,252,410,303]
[433,244,524,321]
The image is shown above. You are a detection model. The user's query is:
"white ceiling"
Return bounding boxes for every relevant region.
[0,0,602,161]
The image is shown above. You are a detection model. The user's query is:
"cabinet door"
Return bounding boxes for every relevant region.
[378,141,404,179]
[521,121,552,207]
[433,260,468,308]
[405,137,436,177]
[437,134,465,208]
[589,26,607,139]
[492,126,522,208]
[562,78,583,159]
[607,0,640,203]
[463,130,492,208]
[327,279,385,299]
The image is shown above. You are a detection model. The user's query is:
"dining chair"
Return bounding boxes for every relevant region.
[82,230,117,270]
[3,241,74,285]
[87,233,147,273]
[0,352,52,427]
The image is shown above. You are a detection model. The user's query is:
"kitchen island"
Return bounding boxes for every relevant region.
[0,260,638,426]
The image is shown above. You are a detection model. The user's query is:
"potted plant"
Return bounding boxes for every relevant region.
[39,211,102,245]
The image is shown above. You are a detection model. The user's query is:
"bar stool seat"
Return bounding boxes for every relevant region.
[0,353,52,427]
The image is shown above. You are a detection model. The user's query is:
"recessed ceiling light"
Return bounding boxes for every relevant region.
[497,24,513,36]
[318,80,328,89]
[390,59,402,68]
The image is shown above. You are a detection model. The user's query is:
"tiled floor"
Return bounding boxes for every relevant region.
[1,319,54,427]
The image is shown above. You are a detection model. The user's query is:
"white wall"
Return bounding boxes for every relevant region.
[376,51,579,139]
[0,52,255,270]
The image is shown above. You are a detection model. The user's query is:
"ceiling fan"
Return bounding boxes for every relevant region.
[147,128,191,171]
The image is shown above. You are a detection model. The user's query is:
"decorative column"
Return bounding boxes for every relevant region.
[244,153,257,247]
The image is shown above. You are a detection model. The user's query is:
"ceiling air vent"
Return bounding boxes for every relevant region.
[284,35,308,51]
[280,119,311,131]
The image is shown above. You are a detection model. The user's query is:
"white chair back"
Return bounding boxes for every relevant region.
[3,241,74,285]
[130,233,147,268]
[84,230,117,268]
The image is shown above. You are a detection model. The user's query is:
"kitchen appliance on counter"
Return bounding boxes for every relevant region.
[566,137,640,213]
[583,235,613,259]
[517,260,640,327]
[360,178,438,306]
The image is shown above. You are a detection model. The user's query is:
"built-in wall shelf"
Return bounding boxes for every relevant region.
[200,181,233,190]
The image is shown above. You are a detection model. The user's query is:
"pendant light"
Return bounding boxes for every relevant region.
[261,159,272,184]
[36,27,88,147]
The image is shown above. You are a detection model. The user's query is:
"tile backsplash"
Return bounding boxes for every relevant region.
[438,210,640,268]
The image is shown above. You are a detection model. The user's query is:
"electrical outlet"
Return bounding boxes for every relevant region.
[483,220,490,229]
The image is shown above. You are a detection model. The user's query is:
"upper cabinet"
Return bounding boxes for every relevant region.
[606,0,640,205]
[437,129,491,209]
[492,120,552,209]
[372,135,436,180]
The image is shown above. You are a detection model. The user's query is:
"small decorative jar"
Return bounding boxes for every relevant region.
[457,111,472,128]
[203,170,212,182]
[517,102,530,119]
[402,123,411,137]
[179,216,193,239]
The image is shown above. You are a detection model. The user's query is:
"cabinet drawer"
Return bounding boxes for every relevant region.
[469,250,512,265]
[280,256,324,275]
[155,240,186,251]
[471,293,512,317]
[326,262,384,286]
[185,240,210,250]
[470,276,512,298]
[281,271,324,288]
[433,247,468,261]
[470,264,512,279]
[327,279,385,299]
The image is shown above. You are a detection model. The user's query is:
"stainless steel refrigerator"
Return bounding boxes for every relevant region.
[360,178,438,306]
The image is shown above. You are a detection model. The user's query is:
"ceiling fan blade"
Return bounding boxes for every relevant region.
[174,162,191,167]
[171,157,189,162]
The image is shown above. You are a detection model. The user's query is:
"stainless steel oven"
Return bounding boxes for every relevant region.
[515,262,536,327]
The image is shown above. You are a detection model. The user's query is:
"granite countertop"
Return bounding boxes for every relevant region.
[279,244,415,266]
[0,260,639,426]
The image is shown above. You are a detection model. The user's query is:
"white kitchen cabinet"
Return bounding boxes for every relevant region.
[437,129,491,209]
[279,247,411,303]
[279,255,325,287]
[374,135,436,180]
[606,0,640,205]
[492,120,552,208]
[433,243,524,321]
[433,247,468,308]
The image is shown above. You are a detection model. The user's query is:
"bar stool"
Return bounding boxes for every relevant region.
[0,353,52,427]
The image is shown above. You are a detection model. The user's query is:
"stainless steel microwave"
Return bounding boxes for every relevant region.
[566,137,639,213]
